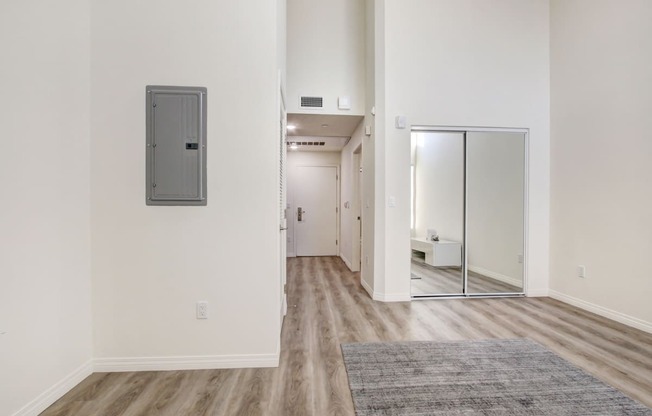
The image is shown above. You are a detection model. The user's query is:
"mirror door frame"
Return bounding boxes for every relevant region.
[410,125,529,299]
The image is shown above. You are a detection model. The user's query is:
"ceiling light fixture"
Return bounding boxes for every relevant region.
[289,143,298,150]
[287,125,296,131]
[321,124,329,128]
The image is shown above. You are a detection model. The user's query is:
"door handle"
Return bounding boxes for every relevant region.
[297,207,305,222]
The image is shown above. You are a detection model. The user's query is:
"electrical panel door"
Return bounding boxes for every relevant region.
[146,86,207,205]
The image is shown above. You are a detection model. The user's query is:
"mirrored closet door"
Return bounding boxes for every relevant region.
[410,128,527,298]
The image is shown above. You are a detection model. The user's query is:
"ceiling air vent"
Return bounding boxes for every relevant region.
[300,96,324,109]
[288,141,326,147]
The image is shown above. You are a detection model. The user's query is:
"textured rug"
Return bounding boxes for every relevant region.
[341,339,652,415]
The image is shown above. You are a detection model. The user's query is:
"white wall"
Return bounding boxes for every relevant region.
[340,123,364,270]
[550,0,652,329]
[362,0,384,297]
[90,0,283,363]
[375,0,550,299]
[286,151,341,257]
[287,0,365,115]
[467,132,525,284]
[0,1,93,414]
[413,132,465,243]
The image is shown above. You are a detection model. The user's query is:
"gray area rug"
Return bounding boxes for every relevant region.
[341,339,652,415]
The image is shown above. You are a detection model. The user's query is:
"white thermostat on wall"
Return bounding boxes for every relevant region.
[338,96,351,110]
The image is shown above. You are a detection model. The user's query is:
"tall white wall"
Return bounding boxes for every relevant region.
[340,123,364,270]
[363,0,387,298]
[550,0,652,328]
[286,151,341,257]
[90,0,283,363]
[0,1,93,414]
[376,0,550,299]
[287,0,365,115]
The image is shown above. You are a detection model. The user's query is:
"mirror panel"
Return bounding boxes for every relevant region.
[466,131,525,294]
[410,132,465,296]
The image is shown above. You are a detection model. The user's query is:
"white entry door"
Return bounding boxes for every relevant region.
[295,166,338,256]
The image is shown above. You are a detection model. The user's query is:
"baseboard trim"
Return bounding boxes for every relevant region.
[93,353,280,373]
[12,360,93,416]
[360,278,374,298]
[468,265,522,288]
[360,278,410,302]
[340,253,353,271]
[526,288,549,297]
[549,290,652,334]
[372,292,411,302]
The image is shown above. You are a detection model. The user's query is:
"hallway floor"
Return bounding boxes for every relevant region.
[42,256,652,415]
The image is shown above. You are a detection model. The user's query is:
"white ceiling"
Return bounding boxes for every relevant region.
[287,113,363,137]
[286,113,363,152]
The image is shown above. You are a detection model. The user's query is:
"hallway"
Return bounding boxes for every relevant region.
[42,257,652,415]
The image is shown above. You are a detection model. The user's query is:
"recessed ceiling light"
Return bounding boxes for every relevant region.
[287,125,296,131]
[321,124,329,128]
[289,143,298,150]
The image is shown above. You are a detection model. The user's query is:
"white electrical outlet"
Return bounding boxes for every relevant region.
[577,265,586,278]
[196,301,209,319]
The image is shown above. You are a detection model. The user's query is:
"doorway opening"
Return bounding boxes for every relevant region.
[284,114,364,275]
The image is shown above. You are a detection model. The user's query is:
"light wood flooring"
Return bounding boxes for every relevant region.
[42,256,652,415]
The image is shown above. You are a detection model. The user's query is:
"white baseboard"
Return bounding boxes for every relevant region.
[360,277,374,298]
[373,293,411,302]
[93,353,279,372]
[468,265,522,288]
[340,253,353,271]
[12,360,93,416]
[526,288,549,297]
[360,278,410,302]
[372,292,411,302]
[549,290,652,334]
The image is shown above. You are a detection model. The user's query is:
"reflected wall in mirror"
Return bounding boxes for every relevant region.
[467,132,525,294]
[410,132,464,296]
[410,128,527,298]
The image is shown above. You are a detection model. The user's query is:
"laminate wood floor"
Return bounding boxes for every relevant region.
[42,256,652,415]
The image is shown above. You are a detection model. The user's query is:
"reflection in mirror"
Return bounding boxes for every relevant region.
[466,132,525,293]
[410,132,465,296]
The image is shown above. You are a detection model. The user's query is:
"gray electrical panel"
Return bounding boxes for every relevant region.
[146,86,207,206]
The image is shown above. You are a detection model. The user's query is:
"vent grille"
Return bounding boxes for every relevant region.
[288,141,326,147]
[300,96,323,109]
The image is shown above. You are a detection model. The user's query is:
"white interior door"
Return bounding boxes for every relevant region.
[295,166,338,256]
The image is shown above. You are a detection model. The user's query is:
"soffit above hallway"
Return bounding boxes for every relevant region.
[287,113,363,137]
[286,136,350,152]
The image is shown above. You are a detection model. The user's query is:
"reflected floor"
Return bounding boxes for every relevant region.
[411,253,521,296]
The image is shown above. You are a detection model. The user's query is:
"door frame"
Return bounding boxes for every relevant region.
[278,73,287,318]
[291,163,341,257]
[351,146,362,272]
